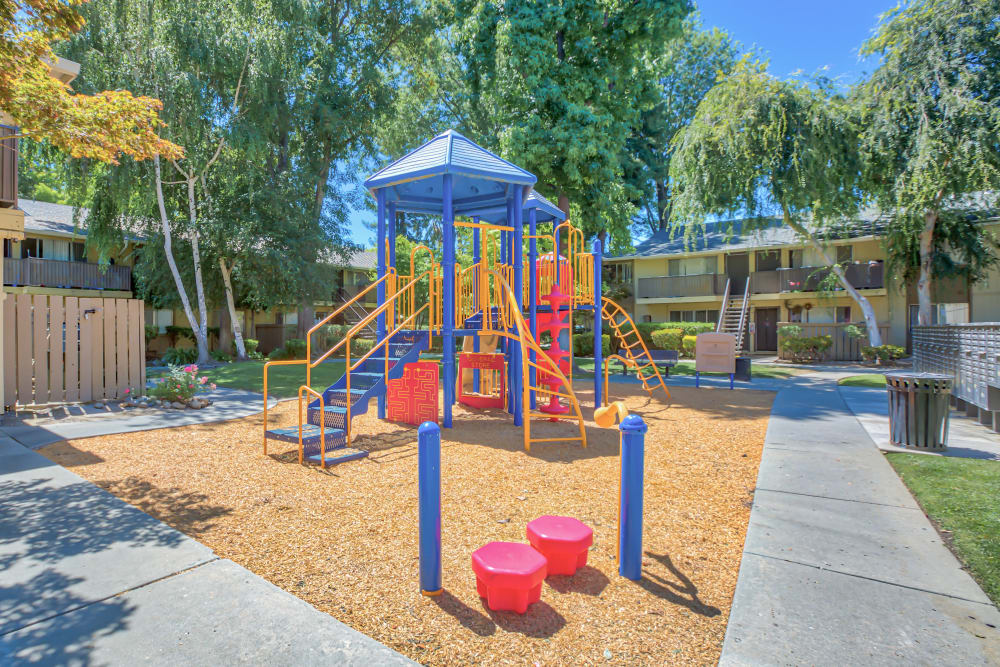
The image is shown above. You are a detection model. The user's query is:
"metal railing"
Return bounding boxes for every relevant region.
[637,272,726,299]
[4,256,132,291]
[636,263,885,299]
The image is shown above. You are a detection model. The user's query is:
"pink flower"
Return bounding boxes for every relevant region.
[124,388,130,394]
[189,384,194,388]
[199,376,208,385]
[210,383,217,390]
[183,365,193,373]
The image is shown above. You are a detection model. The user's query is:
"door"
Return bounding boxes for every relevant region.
[726,252,750,293]
[755,307,779,352]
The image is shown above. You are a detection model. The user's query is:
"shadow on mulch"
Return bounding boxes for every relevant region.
[545,565,610,596]
[432,589,568,638]
[635,551,721,618]
[95,477,233,538]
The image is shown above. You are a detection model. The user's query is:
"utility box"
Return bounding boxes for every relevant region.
[695,333,737,375]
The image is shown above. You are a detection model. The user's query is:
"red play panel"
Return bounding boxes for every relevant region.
[387,361,439,425]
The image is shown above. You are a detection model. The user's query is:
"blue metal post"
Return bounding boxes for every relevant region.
[418,421,442,595]
[388,201,397,330]
[504,199,514,412]
[593,238,603,409]
[472,217,481,390]
[619,413,646,580]
[554,222,561,288]
[512,186,524,426]
[376,189,387,419]
[528,208,538,410]
[442,175,455,428]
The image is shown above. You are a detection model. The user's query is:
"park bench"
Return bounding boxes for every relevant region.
[619,349,678,377]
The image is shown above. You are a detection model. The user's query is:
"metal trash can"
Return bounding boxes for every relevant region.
[885,372,953,450]
[735,356,752,382]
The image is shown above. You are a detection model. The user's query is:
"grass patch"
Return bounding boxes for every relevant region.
[153,359,346,398]
[838,374,886,388]
[887,454,1000,605]
[573,358,799,379]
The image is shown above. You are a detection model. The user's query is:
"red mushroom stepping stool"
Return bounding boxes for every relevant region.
[471,542,547,614]
[526,515,594,576]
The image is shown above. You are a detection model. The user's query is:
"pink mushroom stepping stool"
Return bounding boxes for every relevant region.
[471,542,547,614]
[526,515,594,576]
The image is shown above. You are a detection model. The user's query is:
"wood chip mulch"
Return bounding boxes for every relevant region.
[41,382,774,666]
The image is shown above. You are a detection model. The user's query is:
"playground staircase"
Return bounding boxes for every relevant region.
[601,299,669,397]
[264,330,429,466]
[717,279,751,352]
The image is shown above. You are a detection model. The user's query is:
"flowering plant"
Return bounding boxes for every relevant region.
[149,365,215,403]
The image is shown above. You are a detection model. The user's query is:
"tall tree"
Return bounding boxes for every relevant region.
[856,0,1000,326]
[624,14,739,236]
[0,0,179,161]
[670,62,884,346]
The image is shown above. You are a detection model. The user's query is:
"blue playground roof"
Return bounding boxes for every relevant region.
[467,189,566,225]
[364,130,536,217]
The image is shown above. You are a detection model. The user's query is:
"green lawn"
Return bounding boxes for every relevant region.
[838,374,886,388]
[153,360,347,398]
[887,454,1000,605]
[573,357,799,379]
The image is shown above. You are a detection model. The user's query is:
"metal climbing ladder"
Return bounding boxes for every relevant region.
[601,298,670,399]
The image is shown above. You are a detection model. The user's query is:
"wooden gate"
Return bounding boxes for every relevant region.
[3,294,145,406]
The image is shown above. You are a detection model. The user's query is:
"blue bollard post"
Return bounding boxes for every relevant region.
[418,421,442,595]
[619,413,646,580]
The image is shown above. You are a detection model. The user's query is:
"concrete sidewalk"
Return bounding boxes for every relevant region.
[0,387,277,449]
[0,436,412,665]
[720,373,1000,666]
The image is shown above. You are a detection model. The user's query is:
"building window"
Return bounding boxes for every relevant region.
[72,241,87,262]
[788,306,803,323]
[836,245,853,264]
[668,309,718,323]
[604,262,632,284]
[789,249,804,269]
[145,308,174,334]
[2,238,11,258]
[668,256,715,276]
[836,306,851,323]
[21,237,40,258]
[642,314,651,323]
[755,250,781,272]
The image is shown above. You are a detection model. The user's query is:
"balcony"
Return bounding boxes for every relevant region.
[636,273,727,299]
[4,257,132,291]
[635,262,884,300]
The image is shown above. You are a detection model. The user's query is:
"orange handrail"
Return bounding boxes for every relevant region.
[602,354,637,407]
[601,299,670,400]
[262,358,309,455]
[298,385,326,466]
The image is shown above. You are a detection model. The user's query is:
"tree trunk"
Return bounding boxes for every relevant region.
[153,156,211,364]
[296,303,314,342]
[655,181,668,232]
[917,210,937,326]
[218,307,233,357]
[185,177,210,365]
[782,208,883,347]
[219,257,247,359]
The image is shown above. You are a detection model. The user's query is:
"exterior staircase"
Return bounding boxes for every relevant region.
[717,279,751,352]
[264,330,429,466]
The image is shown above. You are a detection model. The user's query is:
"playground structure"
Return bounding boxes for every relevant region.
[262,129,669,466]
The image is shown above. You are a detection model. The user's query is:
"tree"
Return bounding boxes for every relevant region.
[0,0,179,162]
[670,62,884,346]
[856,0,1000,326]
[624,14,739,236]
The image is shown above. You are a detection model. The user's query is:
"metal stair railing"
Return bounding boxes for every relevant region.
[735,278,751,351]
[716,278,731,332]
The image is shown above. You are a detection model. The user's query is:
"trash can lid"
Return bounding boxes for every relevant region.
[884,372,953,380]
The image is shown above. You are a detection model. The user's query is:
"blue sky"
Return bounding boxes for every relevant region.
[345,1,898,246]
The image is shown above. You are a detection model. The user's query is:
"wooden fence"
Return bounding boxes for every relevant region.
[776,321,891,362]
[3,294,145,406]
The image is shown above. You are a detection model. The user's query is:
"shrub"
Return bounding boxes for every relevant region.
[144,325,159,343]
[861,344,906,365]
[269,338,307,361]
[162,346,198,365]
[681,335,697,357]
[149,364,216,403]
[778,324,803,339]
[651,328,683,351]
[780,334,833,362]
[350,338,376,357]
[210,350,232,363]
[572,334,612,357]
[243,338,262,360]
[844,323,867,341]
[632,322,711,349]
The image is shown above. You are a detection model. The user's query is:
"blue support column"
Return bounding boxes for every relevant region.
[504,200,513,409]
[593,238,603,409]
[388,202,397,330]
[512,186,524,427]
[554,222,561,288]
[442,175,456,428]
[619,414,646,580]
[376,189,387,419]
[418,421,442,595]
[472,217,481,390]
[528,208,538,410]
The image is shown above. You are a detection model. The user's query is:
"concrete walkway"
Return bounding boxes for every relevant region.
[720,372,1000,665]
[0,387,277,449]
[0,436,412,665]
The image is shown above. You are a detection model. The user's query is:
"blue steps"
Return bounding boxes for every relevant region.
[264,330,429,467]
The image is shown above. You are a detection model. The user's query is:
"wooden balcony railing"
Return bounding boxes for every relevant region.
[4,257,132,291]
[636,273,727,299]
[776,262,884,293]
